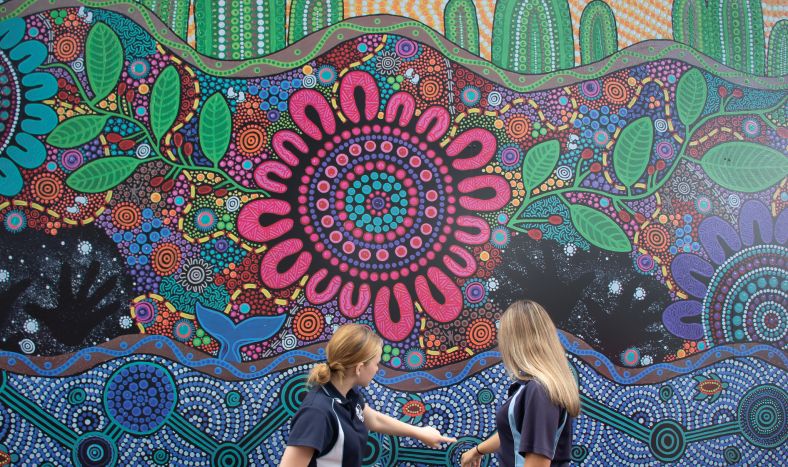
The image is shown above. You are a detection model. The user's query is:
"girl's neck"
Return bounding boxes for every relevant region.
[330,373,356,398]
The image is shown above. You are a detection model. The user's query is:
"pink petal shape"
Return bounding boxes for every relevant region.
[289,89,335,139]
[446,128,497,170]
[453,215,490,244]
[340,71,379,123]
[374,283,415,342]
[339,281,372,318]
[305,268,342,304]
[253,161,292,193]
[259,238,312,289]
[415,106,450,142]
[237,199,293,243]
[458,175,511,211]
[385,92,416,127]
[442,244,477,277]
[272,130,309,166]
[415,267,462,322]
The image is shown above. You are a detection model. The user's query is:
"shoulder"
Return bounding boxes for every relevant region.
[515,380,561,415]
[294,387,334,419]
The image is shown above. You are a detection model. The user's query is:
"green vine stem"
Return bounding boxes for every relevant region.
[41,63,268,196]
[521,93,787,211]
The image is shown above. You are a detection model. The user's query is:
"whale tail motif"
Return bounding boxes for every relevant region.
[195,302,287,363]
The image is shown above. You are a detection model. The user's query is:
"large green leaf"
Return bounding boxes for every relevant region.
[676,68,707,128]
[569,203,631,252]
[85,23,123,103]
[522,139,560,192]
[46,115,109,148]
[700,141,788,192]
[613,116,653,188]
[150,65,181,143]
[199,93,232,165]
[66,157,144,193]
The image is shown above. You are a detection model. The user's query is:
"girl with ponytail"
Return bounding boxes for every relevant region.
[281,323,456,466]
[461,300,581,467]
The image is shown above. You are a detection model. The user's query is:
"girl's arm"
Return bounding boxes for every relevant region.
[279,446,315,467]
[524,453,551,467]
[460,432,500,467]
[362,406,456,447]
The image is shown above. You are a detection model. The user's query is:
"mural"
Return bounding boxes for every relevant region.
[0,0,786,465]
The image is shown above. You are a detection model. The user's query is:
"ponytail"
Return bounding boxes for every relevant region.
[307,362,331,386]
[306,324,382,387]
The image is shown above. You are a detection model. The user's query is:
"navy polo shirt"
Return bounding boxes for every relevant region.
[287,382,369,467]
[495,380,573,467]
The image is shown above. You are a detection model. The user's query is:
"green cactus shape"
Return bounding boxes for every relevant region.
[444,0,481,55]
[767,19,788,77]
[579,0,618,65]
[672,0,716,56]
[195,0,287,59]
[491,0,574,73]
[709,0,765,75]
[288,0,345,44]
[140,0,191,40]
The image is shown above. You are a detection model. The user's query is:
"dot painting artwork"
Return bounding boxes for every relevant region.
[0,1,786,465]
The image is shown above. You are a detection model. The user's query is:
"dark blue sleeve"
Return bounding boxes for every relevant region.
[287,406,336,454]
[517,382,563,460]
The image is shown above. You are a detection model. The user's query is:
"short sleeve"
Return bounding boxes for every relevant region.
[517,383,564,460]
[287,406,336,454]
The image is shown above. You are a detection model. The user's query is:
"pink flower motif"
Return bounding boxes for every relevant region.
[238,71,510,341]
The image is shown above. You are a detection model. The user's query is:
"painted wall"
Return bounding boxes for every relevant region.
[0,1,785,465]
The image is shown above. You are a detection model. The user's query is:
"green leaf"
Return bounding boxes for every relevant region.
[199,93,232,165]
[613,116,653,188]
[85,23,123,103]
[522,139,560,192]
[676,68,707,128]
[569,203,631,253]
[699,141,788,192]
[46,115,109,148]
[66,157,144,193]
[150,65,181,143]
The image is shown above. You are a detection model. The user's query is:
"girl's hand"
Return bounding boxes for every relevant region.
[460,447,482,467]
[417,426,457,448]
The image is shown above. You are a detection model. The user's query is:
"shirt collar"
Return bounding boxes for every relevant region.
[323,381,361,405]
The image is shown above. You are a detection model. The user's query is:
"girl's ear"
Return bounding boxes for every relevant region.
[355,362,363,376]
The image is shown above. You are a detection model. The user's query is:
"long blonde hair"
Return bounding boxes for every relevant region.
[307,323,383,386]
[499,300,581,416]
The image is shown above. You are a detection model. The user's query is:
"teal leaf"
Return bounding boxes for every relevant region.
[150,65,181,143]
[676,68,707,128]
[569,203,631,253]
[9,40,47,74]
[0,158,23,197]
[700,141,788,192]
[6,133,45,169]
[85,22,123,103]
[613,116,653,188]
[66,157,143,193]
[22,72,58,101]
[46,115,109,148]
[20,103,57,135]
[522,139,560,192]
[199,93,232,165]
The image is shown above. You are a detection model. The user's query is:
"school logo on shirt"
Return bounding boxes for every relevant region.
[355,404,364,422]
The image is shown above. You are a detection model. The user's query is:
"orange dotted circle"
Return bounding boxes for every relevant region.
[151,243,182,276]
[506,114,531,142]
[111,203,142,229]
[466,318,496,350]
[32,173,63,203]
[293,307,324,341]
[236,124,267,156]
